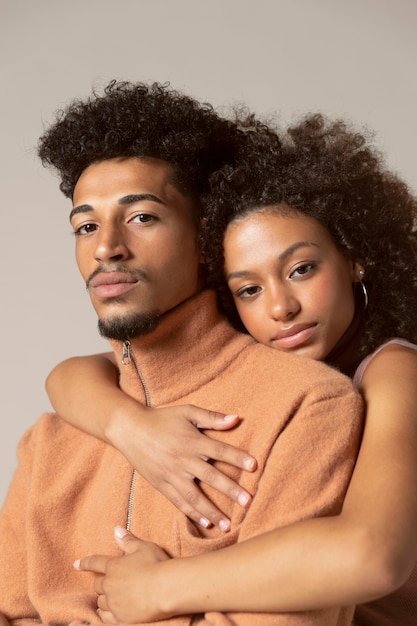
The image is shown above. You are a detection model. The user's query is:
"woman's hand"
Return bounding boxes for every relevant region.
[75,527,173,624]
[109,404,257,531]
[47,354,256,531]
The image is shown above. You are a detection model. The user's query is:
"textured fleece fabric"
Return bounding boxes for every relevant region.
[0,290,363,626]
[353,339,417,626]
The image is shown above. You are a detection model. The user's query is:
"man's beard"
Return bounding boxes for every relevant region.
[98,310,162,341]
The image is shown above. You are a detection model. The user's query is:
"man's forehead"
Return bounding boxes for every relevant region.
[74,157,178,200]
[71,156,198,221]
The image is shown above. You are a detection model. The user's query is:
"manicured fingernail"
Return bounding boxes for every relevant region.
[238,492,250,507]
[244,458,256,471]
[219,519,230,532]
[223,414,239,422]
[199,517,211,528]
[73,559,81,569]
[114,525,129,539]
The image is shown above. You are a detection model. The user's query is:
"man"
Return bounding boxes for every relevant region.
[0,81,363,625]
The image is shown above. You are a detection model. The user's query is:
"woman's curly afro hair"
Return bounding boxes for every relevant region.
[202,113,417,361]
[38,80,240,204]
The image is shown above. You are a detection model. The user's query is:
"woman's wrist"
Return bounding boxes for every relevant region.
[156,556,204,618]
[103,392,148,451]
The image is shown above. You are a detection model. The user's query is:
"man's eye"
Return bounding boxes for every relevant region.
[130,213,155,224]
[74,223,97,236]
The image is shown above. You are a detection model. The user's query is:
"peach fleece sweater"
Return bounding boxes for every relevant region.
[0,290,363,626]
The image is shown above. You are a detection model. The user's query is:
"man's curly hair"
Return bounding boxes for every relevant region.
[202,113,417,362]
[38,80,240,207]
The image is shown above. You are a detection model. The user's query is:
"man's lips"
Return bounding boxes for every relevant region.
[271,323,317,350]
[88,272,139,299]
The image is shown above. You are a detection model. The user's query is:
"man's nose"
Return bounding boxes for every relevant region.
[94,224,129,263]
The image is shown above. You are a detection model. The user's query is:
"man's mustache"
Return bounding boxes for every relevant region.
[86,265,149,289]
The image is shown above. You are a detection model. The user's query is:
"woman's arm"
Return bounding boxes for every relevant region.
[46,354,256,530]
[158,344,417,613]
[80,344,417,620]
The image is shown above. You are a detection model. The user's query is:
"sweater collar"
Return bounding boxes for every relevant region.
[110,290,253,406]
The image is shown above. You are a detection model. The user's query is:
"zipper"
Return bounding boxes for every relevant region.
[121,340,151,531]
[126,471,137,532]
[122,340,152,405]
[121,340,131,366]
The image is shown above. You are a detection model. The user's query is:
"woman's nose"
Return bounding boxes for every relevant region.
[268,285,300,321]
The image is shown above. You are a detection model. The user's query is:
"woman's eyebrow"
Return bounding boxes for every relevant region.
[278,241,318,262]
[227,241,318,280]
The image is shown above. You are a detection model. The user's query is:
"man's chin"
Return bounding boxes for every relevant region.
[97,310,161,341]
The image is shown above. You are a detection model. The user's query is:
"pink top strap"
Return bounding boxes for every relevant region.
[353,338,417,388]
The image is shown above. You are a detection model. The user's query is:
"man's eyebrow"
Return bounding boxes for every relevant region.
[119,193,165,206]
[69,205,91,222]
[69,194,165,222]
[227,241,318,280]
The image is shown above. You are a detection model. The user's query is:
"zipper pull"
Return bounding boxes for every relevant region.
[121,340,131,366]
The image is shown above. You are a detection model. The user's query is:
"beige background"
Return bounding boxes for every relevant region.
[1,0,416,504]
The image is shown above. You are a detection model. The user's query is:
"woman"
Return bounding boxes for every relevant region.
[49,114,417,624]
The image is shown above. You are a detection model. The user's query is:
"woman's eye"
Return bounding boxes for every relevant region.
[236,285,261,299]
[74,223,97,236]
[290,262,316,278]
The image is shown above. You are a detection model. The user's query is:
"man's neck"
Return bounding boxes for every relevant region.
[109,289,252,407]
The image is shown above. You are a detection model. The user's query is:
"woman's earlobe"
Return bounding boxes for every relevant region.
[353,263,368,309]
[353,262,366,283]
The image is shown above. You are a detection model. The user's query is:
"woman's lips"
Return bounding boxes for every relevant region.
[271,324,317,350]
